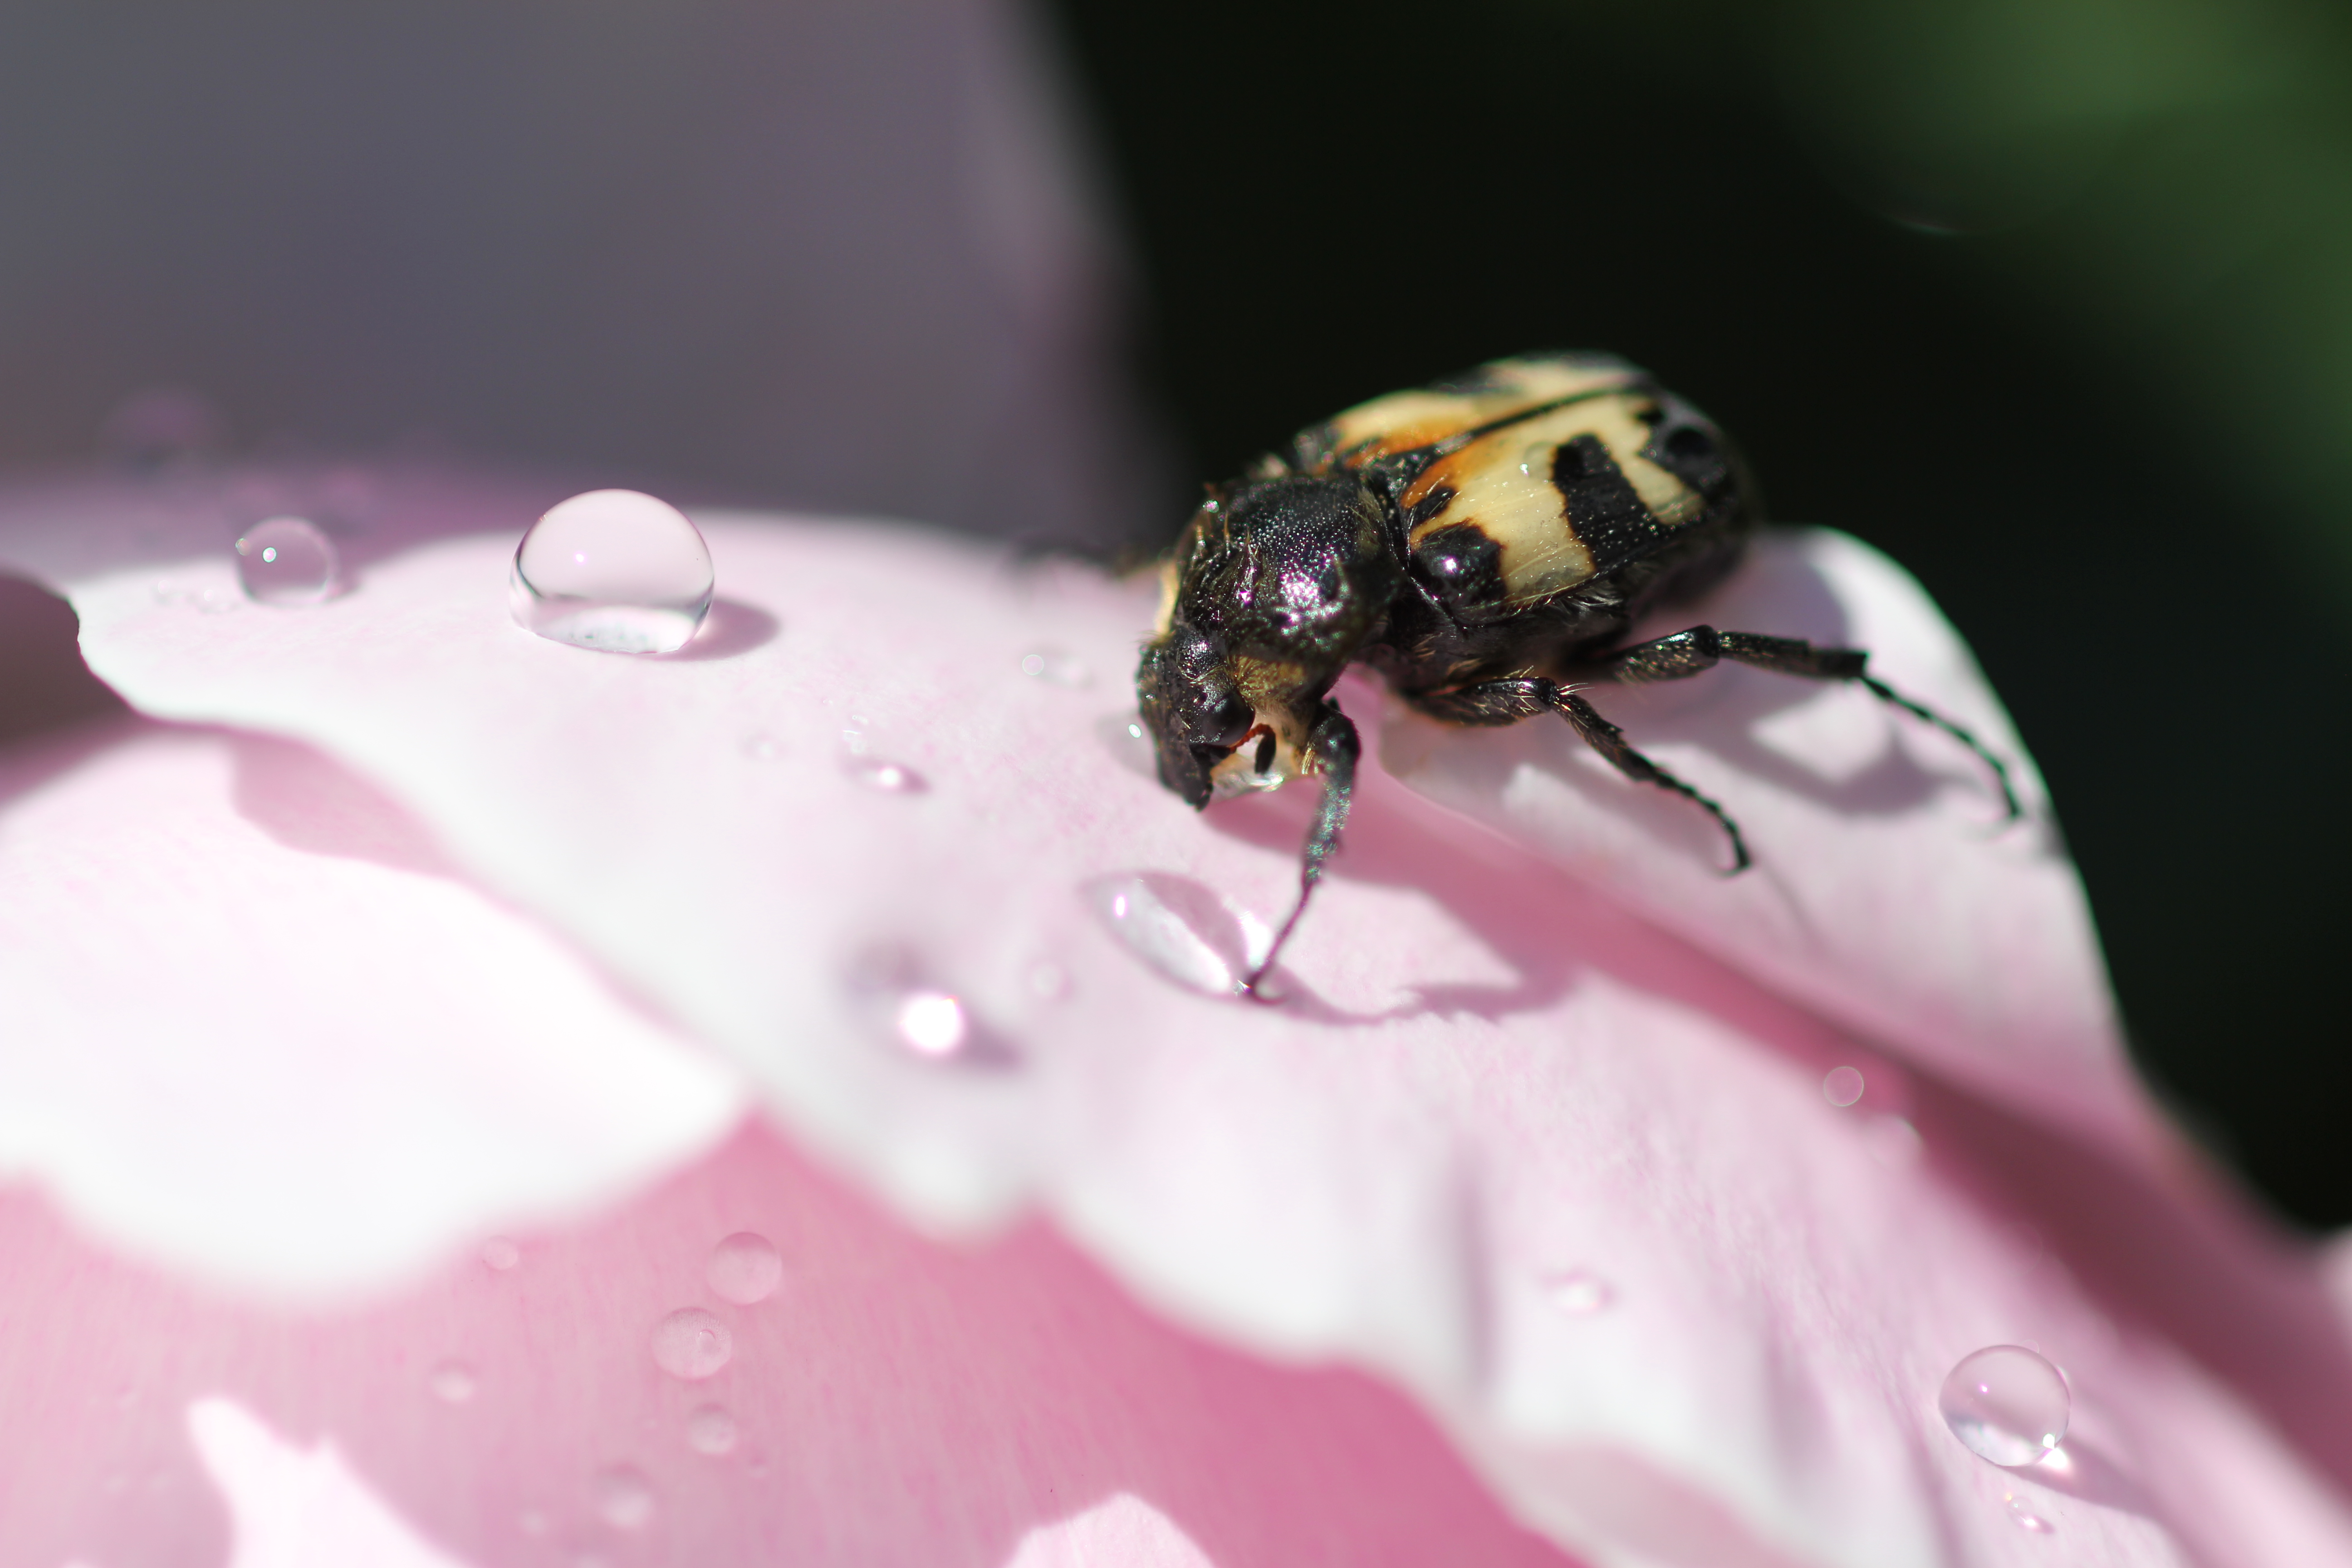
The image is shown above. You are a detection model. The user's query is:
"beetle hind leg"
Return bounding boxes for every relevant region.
[1595,626,2021,821]
[1412,677,1750,874]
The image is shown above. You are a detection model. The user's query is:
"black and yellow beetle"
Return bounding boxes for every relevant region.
[1136,352,2018,995]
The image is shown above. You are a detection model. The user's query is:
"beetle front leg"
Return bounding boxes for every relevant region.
[1242,702,1358,1000]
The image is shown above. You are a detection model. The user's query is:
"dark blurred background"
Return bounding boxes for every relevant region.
[0,0,2346,1222]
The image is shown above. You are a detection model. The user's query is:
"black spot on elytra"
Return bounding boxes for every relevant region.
[1405,480,1457,530]
[1410,521,1506,612]
[1552,433,1669,574]
[1640,420,1733,500]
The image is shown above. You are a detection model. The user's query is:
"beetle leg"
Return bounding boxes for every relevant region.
[1593,627,2021,820]
[1242,703,1358,1000]
[1410,677,1750,873]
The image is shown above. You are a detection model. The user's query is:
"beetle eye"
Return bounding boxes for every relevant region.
[1205,691,1253,748]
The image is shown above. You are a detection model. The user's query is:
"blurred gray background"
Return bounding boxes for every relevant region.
[1,0,2347,1225]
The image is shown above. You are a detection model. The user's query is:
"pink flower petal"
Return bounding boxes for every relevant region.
[8,477,2352,1564]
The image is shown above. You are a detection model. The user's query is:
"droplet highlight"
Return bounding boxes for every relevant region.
[235,517,339,604]
[649,1307,733,1381]
[1542,1268,1615,1317]
[894,990,968,1058]
[845,756,924,792]
[1822,1065,1865,1107]
[1088,874,1269,996]
[2004,1492,2054,1533]
[707,1232,783,1305]
[591,1465,657,1530]
[480,1236,521,1271]
[426,1361,477,1405]
[685,1404,739,1457]
[510,489,712,654]
[1939,1345,2069,1466]
[1020,648,1090,687]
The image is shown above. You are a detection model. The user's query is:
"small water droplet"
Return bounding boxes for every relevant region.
[1027,960,1071,1000]
[1822,1065,1865,1107]
[741,732,783,761]
[685,1404,739,1456]
[845,755,925,793]
[480,1236,522,1271]
[235,517,339,604]
[1020,648,1090,687]
[510,490,713,654]
[1127,722,1145,740]
[894,990,968,1057]
[1939,1345,2070,1466]
[2004,1492,2054,1533]
[650,1307,733,1381]
[707,1232,783,1305]
[591,1465,656,1530]
[427,1360,477,1404]
[1542,1268,1615,1316]
[1088,874,1269,996]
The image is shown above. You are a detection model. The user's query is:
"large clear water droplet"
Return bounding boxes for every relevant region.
[707,1232,783,1305]
[686,1404,739,1457]
[1939,1345,2069,1466]
[649,1307,733,1381]
[510,490,712,654]
[591,1465,657,1530]
[235,518,339,604]
[894,990,968,1057]
[426,1360,477,1405]
[1087,874,1269,996]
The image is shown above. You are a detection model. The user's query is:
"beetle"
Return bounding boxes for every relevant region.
[1135,352,2018,997]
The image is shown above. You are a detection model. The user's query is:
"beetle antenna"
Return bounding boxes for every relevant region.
[1241,707,1359,1000]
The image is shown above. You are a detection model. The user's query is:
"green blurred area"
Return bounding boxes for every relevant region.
[1766,0,2352,587]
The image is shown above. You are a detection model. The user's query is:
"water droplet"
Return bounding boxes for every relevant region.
[685,1404,739,1457]
[1020,648,1090,687]
[649,1307,733,1381]
[235,517,339,604]
[509,490,712,654]
[1542,1268,1615,1316]
[2004,1492,2054,1533]
[707,1232,783,1305]
[1939,1345,2070,1466]
[1126,722,1144,740]
[427,1360,477,1404]
[741,732,783,761]
[480,1236,521,1271]
[591,1465,656,1530]
[894,990,968,1057]
[845,755,925,793]
[1087,874,1269,996]
[1822,1065,1865,1107]
[1027,960,1071,1000]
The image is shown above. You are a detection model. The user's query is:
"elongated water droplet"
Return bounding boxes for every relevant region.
[1542,1268,1614,1317]
[235,517,339,604]
[844,752,924,792]
[894,990,968,1057]
[2004,1492,2054,1533]
[427,1360,477,1405]
[480,1236,521,1271]
[650,1307,733,1381]
[592,1465,656,1530]
[1822,1065,1865,1107]
[686,1404,739,1456]
[1020,648,1089,687]
[1087,874,1268,996]
[707,1232,783,1305]
[510,490,712,654]
[1939,1345,2069,1466]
